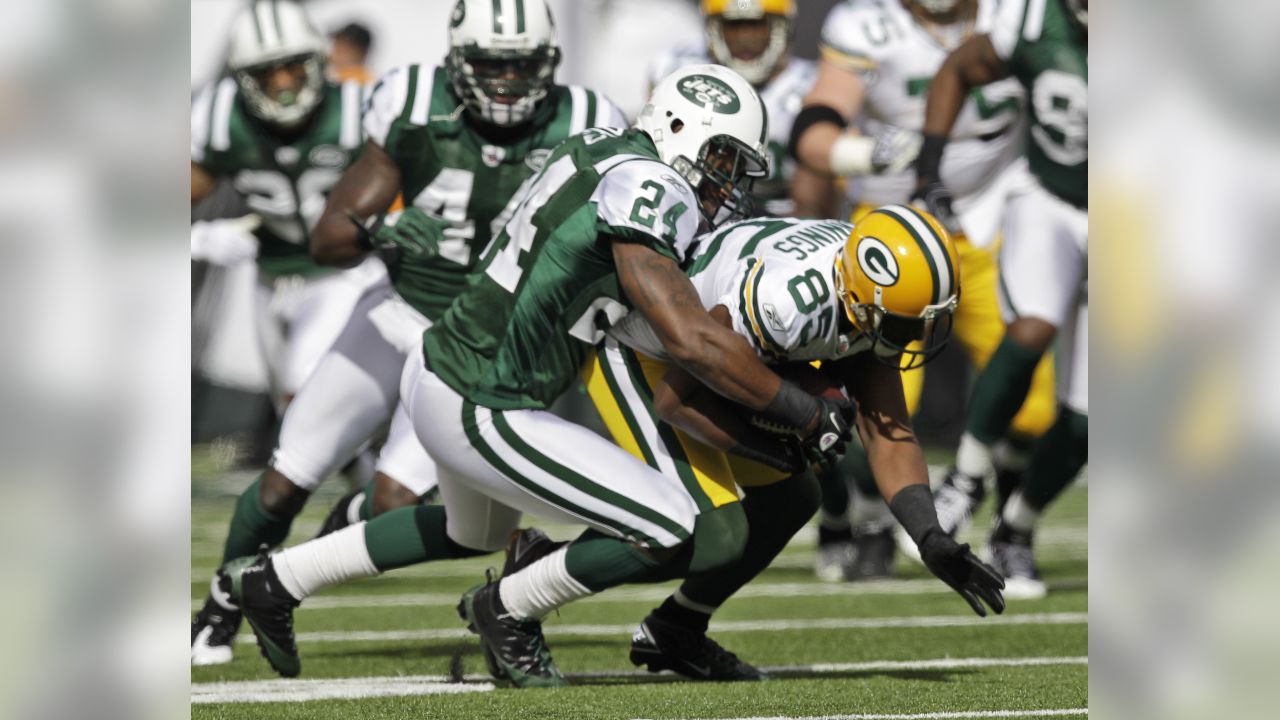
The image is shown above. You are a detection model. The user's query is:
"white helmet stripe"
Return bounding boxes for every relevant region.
[879,204,952,304]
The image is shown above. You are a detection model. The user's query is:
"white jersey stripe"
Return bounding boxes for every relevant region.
[340,80,361,148]
[210,77,238,152]
[409,67,432,126]
[568,85,589,136]
[880,205,952,304]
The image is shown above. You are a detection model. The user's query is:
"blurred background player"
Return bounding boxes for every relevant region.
[191,0,626,666]
[328,21,374,85]
[789,0,1057,581]
[915,0,1087,597]
[648,0,836,218]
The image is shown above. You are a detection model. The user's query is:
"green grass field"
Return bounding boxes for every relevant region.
[191,451,1087,719]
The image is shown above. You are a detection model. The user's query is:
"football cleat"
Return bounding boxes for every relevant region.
[934,468,986,537]
[191,570,242,666]
[630,614,767,682]
[313,487,364,539]
[226,553,302,677]
[813,539,856,583]
[502,528,567,577]
[987,522,1048,600]
[457,579,566,688]
[848,526,896,580]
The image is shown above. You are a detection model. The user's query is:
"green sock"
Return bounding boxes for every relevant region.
[221,476,294,564]
[677,471,821,609]
[1021,407,1088,510]
[363,504,489,572]
[563,529,661,592]
[967,337,1044,445]
[357,480,375,521]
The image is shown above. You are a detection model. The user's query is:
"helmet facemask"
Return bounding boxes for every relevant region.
[705,14,792,86]
[234,52,325,130]
[447,45,560,127]
[669,133,768,228]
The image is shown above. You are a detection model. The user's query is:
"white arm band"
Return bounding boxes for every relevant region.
[829,134,876,177]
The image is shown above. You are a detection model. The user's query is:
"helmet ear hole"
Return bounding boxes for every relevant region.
[670,118,684,134]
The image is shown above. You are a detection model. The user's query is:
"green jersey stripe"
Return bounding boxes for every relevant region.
[492,0,504,34]
[514,0,526,34]
[584,90,598,131]
[616,345,713,513]
[493,409,689,539]
[462,402,660,546]
[596,344,659,470]
[399,65,419,126]
[873,207,942,306]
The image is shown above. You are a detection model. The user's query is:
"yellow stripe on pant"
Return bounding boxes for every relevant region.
[849,203,1057,439]
[581,340,789,513]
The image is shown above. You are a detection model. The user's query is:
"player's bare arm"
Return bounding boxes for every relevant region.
[614,240,783,413]
[191,161,217,204]
[832,352,929,503]
[917,33,1010,190]
[310,139,402,267]
[790,61,865,174]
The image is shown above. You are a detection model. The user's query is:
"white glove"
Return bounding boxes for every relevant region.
[829,126,923,177]
[191,215,261,266]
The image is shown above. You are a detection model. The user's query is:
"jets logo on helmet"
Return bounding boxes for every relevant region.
[856,237,900,287]
[447,0,562,127]
[701,0,796,87]
[637,64,770,229]
[835,205,961,370]
[677,75,742,113]
[226,0,327,129]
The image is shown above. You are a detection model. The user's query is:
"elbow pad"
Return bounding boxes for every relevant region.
[788,104,847,163]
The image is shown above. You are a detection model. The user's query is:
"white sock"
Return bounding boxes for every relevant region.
[993,439,1030,472]
[344,492,366,525]
[271,523,378,601]
[956,432,995,479]
[498,546,592,620]
[1001,490,1041,534]
[673,588,718,615]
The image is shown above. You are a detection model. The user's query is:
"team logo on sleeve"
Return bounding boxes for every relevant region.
[676,75,741,114]
[856,237,899,287]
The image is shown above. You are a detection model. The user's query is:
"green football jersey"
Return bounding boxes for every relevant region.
[192,77,365,276]
[989,0,1087,207]
[365,65,626,322]
[423,127,699,410]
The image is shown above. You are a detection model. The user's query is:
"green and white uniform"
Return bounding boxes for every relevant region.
[987,0,1087,412]
[191,76,385,402]
[405,127,704,552]
[270,64,625,495]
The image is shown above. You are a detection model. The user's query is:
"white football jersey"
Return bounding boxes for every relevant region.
[611,217,866,363]
[648,44,817,215]
[820,0,1027,212]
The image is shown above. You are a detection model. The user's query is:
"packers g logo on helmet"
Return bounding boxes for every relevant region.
[835,205,960,370]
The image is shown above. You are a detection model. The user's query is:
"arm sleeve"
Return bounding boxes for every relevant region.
[719,259,808,360]
[362,65,412,149]
[817,1,881,75]
[593,160,700,263]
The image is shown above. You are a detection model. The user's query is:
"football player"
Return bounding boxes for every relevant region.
[191,0,627,666]
[915,0,1087,597]
[788,0,1058,580]
[647,0,834,217]
[586,208,1005,680]
[221,65,853,686]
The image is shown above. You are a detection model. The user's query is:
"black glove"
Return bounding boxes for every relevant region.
[798,395,854,469]
[374,207,446,261]
[910,180,961,235]
[729,437,808,475]
[918,529,1006,617]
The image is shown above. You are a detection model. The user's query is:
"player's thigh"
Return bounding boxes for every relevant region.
[998,186,1087,328]
[1058,296,1089,416]
[374,402,439,498]
[585,338,740,512]
[270,285,405,490]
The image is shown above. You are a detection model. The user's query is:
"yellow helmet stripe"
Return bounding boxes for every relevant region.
[874,205,953,305]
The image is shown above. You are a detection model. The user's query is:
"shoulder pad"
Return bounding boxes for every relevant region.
[593,159,699,262]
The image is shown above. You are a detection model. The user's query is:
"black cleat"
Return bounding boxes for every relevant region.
[848,526,897,580]
[314,487,364,539]
[457,578,566,688]
[988,521,1047,600]
[191,570,241,666]
[630,613,767,682]
[502,528,567,576]
[226,553,302,677]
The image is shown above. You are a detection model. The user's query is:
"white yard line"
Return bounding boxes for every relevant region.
[639,709,1087,720]
[233,612,1086,645]
[193,656,1086,705]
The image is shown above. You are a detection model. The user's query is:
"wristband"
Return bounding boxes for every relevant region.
[788,104,847,162]
[915,133,948,184]
[887,483,943,547]
[761,380,821,434]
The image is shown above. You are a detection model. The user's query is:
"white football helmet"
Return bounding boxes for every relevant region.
[226,0,327,129]
[636,64,770,227]
[701,0,795,87]
[446,0,561,127]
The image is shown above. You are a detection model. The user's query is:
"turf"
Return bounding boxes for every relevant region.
[191,451,1087,719]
